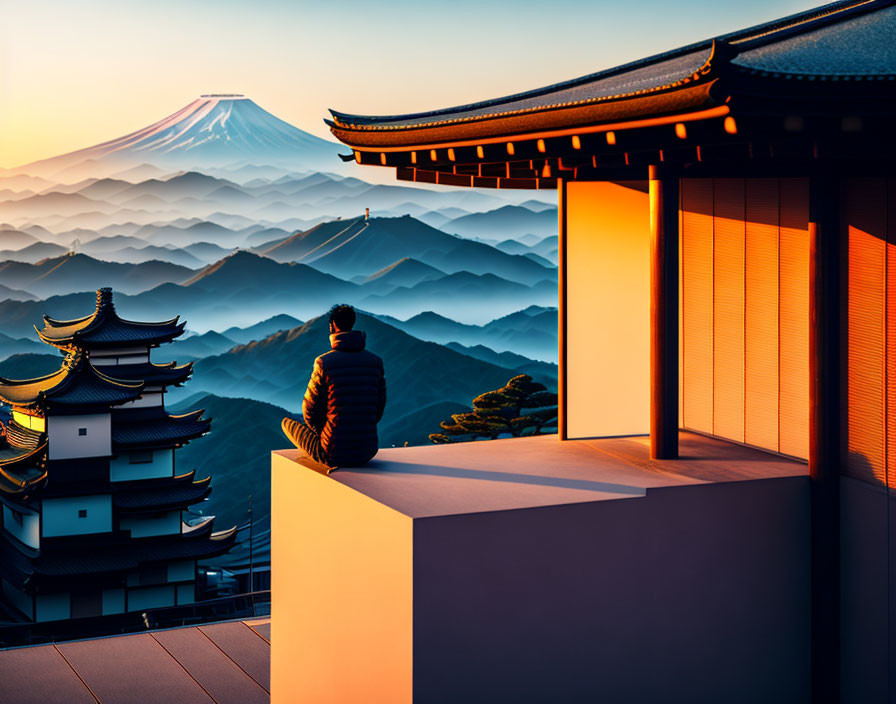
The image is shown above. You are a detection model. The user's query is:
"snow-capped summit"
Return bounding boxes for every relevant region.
[16,96,345,180]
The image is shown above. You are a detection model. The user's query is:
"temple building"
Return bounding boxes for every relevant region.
[0,288,235,622]
[271,2,896,703]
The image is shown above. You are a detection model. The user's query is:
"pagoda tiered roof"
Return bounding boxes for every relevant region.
[0,353,143,410]
[0,523,238,587]
[0,455,47,495]
[0,421,48,493]
[112,409,211,450]
[113,471,212,512]
[102,360,194,388]
[38,288,185,351]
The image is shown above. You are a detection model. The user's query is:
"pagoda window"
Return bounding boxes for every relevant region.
[110,448,174,482]
[42,495,112,538]
[48,414,111,460]
[12,411,45,433]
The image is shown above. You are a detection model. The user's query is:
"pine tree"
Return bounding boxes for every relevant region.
[429,374,558,444]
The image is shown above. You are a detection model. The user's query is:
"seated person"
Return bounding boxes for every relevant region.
[282,304,386,469]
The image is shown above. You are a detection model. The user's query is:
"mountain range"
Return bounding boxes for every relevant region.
[0,92,560,575]
[165,312,550,434]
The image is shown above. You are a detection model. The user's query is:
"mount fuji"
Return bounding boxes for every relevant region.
[12,95,346,180]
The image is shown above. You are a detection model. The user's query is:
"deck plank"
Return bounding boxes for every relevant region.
[312,431,806,518]
[152,627,268,704]
[0,645,96,704]
[199,622,270,691]
[58,633,214,704]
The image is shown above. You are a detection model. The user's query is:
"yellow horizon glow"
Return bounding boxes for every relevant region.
[0,0,820,170]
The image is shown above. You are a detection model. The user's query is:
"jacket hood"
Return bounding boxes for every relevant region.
[330,330,366,352]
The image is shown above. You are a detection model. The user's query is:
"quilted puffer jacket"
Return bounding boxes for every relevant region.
[302,330,386,467]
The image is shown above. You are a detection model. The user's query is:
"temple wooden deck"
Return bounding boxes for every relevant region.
[0,618,271,704]
[313,431,807,518]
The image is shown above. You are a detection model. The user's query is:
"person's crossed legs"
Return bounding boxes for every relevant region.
[281,418,331,467]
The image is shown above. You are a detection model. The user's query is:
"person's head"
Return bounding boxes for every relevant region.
[328,304,356,333]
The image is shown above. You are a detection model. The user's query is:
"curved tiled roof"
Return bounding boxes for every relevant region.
[112,409,211,449]
[0,353,143,409]
[331,46,714,131]
[0,523,237,584]
[328,0,894,150]
[113,475,211,511]
[39,288,184,350]
[101,360,194,388]
[0,448,47,492]
[732,3,896,77]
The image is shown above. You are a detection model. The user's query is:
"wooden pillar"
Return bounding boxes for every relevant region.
[557,178,568,441]
[808,170,840,704]
[649,165,679,459]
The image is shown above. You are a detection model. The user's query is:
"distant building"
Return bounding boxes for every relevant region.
[0,288,235,622]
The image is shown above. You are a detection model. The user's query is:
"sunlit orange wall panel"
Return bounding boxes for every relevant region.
[566,181,649,438]
[272,451,413,704]
[712,179,746,443]
[681,178,808,459]
[888,180,896,488]
[778,179,810,460]
[681,179,714,434]
[846,179,888,486]
[744,179,780,451]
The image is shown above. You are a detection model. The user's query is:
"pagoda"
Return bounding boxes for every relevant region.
[0,288,235,622]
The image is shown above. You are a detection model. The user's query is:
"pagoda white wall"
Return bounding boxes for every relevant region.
[2,506,39,549]
[48,414,111,460]
[565,181,650,438]
[168,560,195,582]
[117,392,163,409]
[42,495,112,537]
[176,583,195,605]
[89,349,149,365]
[102,588,125,616]
[110,449,174,482]
[128,585,175,611]
[119,510,181,538]
[35,593,69,622]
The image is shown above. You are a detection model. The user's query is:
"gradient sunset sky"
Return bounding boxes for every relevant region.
[1,0,821,169]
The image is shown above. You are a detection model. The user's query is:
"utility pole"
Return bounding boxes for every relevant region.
[248,494,255,615]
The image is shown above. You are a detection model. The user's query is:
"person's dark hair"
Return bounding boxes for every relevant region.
[328,304,356,331]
